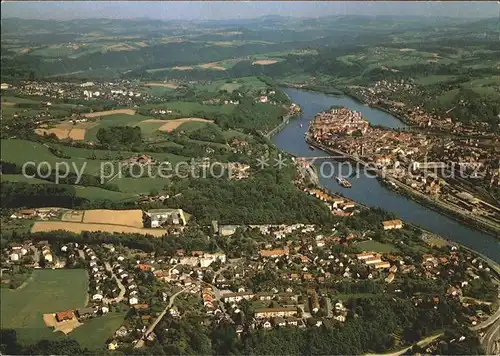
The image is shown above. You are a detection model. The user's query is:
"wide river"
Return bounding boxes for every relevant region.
[273,88,500,263]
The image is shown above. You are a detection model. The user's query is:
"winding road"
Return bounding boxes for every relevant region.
[134,286,193,348]
[103,262,126,304]
[482,319,500,355]
[365,333,443,356]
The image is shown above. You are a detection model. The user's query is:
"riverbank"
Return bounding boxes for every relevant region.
[379,177,500,239]
[264,101,302,139]
[283,83,411,127]
[275,87,500,262]
[303,98,499,240]
[305,136,378,172]
[305,133,499,239]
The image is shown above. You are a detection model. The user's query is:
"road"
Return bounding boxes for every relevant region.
[30,246,40,266]
[385,175,500,235]
[471,295,500,331]
[134,286,192,349]
[103,262,126,304]
[483,319,500,355]
[211,258,242,284]
[365,333,443,356]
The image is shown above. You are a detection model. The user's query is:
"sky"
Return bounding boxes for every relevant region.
[1,1,499,21]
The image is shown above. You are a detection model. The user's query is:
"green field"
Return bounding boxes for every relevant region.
[0,218,34,235]
[129,120,166,136]
[355,240,398,253]
[1,174,138,201]
[175,120,214,133]
[1,139,188,178]
[113,176,170,194]
[0,269,89,345]
[220,82,242,92]
[139,84,176,97]
[1,139,104,176]
[415,75,457,86]
[333,293,382,301]
[436,89,460,105]
[69,312,126,350]
[2,96,41,104]
[195,76,268,95]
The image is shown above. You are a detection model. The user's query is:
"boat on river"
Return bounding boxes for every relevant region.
[336,176,352,188]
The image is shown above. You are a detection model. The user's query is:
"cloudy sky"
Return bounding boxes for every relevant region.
[2,1,499,20]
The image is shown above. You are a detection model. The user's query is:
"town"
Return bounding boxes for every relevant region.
[307,107,500,235]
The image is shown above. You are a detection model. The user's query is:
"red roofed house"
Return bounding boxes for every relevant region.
[56,311,75,322]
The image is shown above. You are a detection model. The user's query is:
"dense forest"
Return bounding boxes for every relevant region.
[96,126,142,147]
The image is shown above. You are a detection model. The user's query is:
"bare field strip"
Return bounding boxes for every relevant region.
[43,313,58,328]
[172,66,194,71]
[252,60,278,65]
[35,121,97,140]
[62,210,84,222]
[35,127,86,140]
[43,314,83,334]
[199,62,226,71]
[31,221,166,237]
[1,102,16,106]
[144,82,178,88]
[82,209,143,227]
[83,109,136,118]
[143,118,213,132]
[106,43,136,52]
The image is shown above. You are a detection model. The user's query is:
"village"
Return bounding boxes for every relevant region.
[349,79,498,136]
[1,213,499,351]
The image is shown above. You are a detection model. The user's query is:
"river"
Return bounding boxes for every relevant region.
[273,88,500,263]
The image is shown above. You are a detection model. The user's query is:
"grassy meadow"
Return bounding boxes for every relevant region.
[0,269,88,345]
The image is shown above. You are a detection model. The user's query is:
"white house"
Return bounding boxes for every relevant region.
[334,314,346,322]
[129,297,139,305]
[9,253,20,261]
[92,293,103,301]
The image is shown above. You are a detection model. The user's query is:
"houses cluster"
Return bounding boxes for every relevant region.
[8,80,170,108]
[382,219,403,230]
[201,286,218,314]
[150,108,173,115]
[54,306,104,323]
[310,109,429,165]
[229,138,250,154]
[144,208,187,228]
[202,98,240,105]
[128,154,155,165]
[7,243,29,263]
[251,223,316,240]
[356,252,391,270]
[110,257,141,306]
[311,107,369,137]
[303,187,357,216]
[227,162,251,180]
[9,208,58,220]
[169,250,227,269]
[218,285,352,331]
